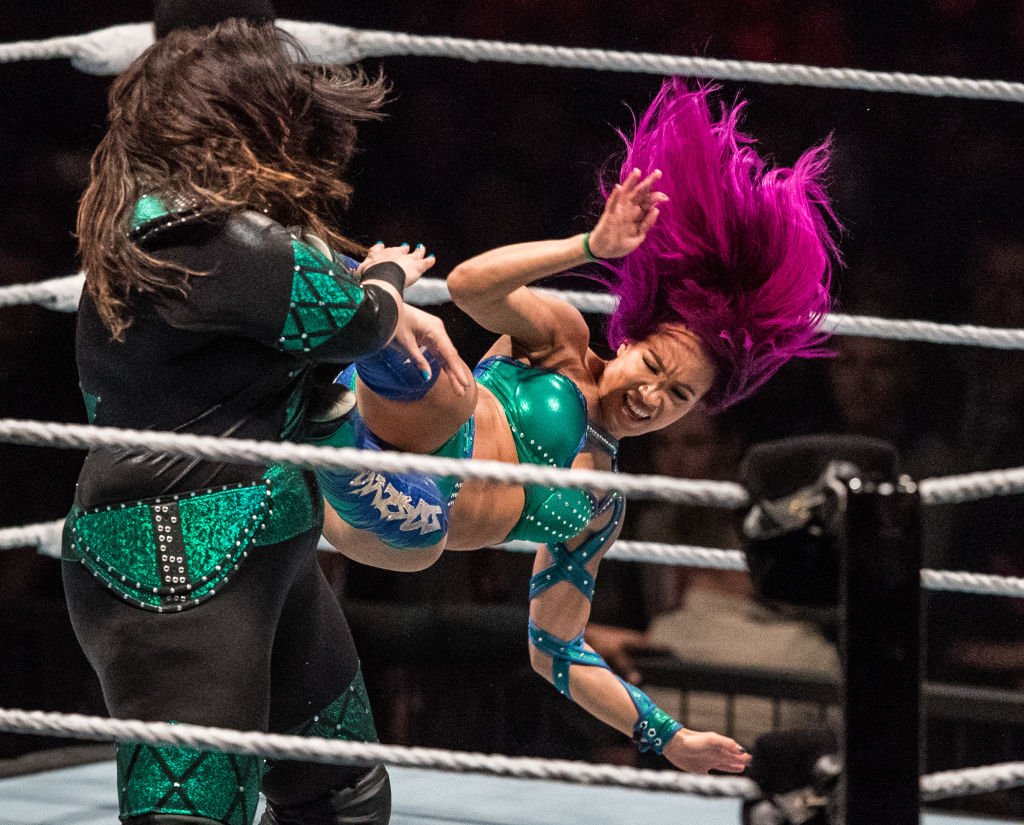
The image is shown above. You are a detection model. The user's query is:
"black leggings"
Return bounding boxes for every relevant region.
[63,524,374,811]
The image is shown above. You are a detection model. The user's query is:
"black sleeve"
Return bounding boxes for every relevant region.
[317,281,399,361]
[148,211,399,362]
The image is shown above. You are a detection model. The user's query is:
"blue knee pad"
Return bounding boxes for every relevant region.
[351,345,440,401]
[318,415,448,550]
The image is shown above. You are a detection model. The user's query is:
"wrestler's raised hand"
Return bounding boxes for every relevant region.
[587,168,669,259]
[663,728,751,775]
[359,241,435,288]
[390,305,474,396]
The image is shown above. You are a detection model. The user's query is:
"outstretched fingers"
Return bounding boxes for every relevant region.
[358,241,436,288]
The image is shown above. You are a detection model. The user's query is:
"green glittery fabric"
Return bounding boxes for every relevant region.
[81,389,100,423]
[65,464,314,611]
[71,503,162,597]
[277,240,363,353]
[131,193,170,229]
[426,420,475,510]
[117,736,262,825]
[288,669,379,744]
[179,483,269,601]
[474,357,594,543]
[254,464,318,547]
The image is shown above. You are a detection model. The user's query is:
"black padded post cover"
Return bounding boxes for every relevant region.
[738,435,898,607]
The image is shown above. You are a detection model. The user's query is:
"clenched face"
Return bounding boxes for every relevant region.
[597,324,716,439]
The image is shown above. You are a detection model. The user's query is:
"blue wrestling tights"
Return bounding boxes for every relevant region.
[352,345,440,401]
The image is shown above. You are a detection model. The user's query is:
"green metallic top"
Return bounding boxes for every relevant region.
[473,356,594,543]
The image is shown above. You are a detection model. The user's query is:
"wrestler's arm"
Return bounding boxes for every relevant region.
[528,509,750,774]
[152,215,454,369]
[322,505,444,573]
[447,169,666,355]
[447,235,594,354]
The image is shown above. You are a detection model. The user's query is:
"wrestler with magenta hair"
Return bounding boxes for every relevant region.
[316,80,837,775]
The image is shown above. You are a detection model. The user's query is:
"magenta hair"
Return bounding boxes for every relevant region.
[601,80,840,411]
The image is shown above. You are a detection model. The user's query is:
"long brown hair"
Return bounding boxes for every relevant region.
[78,19,388,339]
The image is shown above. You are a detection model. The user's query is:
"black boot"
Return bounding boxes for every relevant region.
[261,765,391,825]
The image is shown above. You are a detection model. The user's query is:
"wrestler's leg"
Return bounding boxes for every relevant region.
[259,543,390,824]
[321,504,444,572]
[350,347,478,453]
[62,526,319,825]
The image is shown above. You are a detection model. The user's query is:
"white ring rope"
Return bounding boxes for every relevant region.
[919,466,1024,505]
[0,519,63,555]
[0,707,1018,802]
[0,273,85,312]
[0,707,757,799]
[921,762,1024,803]
[3,417,1024,506]
[3,20,1024,104]
[8,274,1024,352]
[0,418,749,507]
[1,418,1023,508]
[8,518,1024,600]
[919,568,1024,599]
[817,313,1024,351]
[5,417,1024,506]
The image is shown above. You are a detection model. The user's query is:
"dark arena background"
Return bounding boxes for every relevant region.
[1,2,1023,823]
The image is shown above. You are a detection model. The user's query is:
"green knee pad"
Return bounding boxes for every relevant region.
[288,669,379,743]
[117,740,263,825]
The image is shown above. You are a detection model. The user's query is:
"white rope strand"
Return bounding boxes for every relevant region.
[4,20,1024,104]
[0,274,85,312]
[0,708,757,798]
[0,706,1018,801]
[919,467,1024,505]
[3,418,1024,509]
[11,274,1024,351]
[9,517,1024,599]
[0,519,63,555]
[0,32,96,64]
[821,313,1024,350]
[919,569,1024,598]
[502,538,750,570]
[0,418,749,507]
[920,762,1024,802]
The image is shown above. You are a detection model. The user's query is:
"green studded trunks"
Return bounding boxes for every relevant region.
[64,463,318,613]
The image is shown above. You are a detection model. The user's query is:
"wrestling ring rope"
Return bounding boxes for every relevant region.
[2,16,1024,825]
[3,19,1024,102]
[9,274,1024,351]
[0,708,1022,804]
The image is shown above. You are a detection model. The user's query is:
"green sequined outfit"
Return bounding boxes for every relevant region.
[65,197,399,823]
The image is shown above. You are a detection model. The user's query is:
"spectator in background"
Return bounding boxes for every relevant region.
[932,233,1024,694]
[822,332,960,567]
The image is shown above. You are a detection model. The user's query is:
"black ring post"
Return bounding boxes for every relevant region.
[841,473,922,825]
[739,435,923,825]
